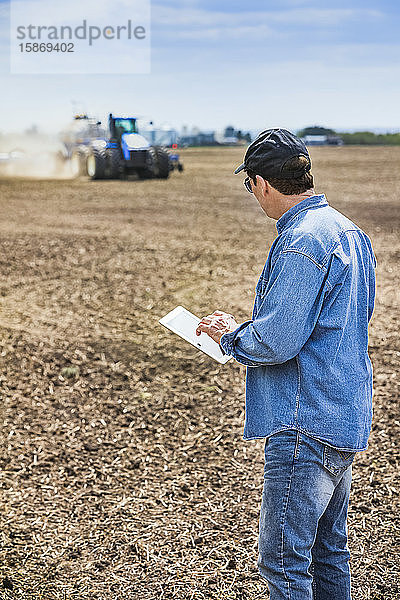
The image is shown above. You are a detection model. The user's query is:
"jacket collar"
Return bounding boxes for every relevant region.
[276,194,328,234]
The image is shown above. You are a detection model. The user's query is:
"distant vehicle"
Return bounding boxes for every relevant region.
[59,114,184,180]
[302,134,344,146]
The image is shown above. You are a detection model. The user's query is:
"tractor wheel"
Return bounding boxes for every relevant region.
[138,147,157,179]
[137,168,151,179]
[154,147,170,179]
[107,147,124,179]
[86,146,106,180]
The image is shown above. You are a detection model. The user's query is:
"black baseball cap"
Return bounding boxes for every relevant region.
[234,128,311,180]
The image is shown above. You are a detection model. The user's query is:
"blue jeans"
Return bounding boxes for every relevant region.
[258,430,356,600]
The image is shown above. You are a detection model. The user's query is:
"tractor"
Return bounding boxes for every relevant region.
[60,114,183,180]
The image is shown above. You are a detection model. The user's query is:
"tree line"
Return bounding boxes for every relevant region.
[297,126,400,145]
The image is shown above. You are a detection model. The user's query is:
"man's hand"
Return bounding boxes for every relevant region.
[196,310,238,345]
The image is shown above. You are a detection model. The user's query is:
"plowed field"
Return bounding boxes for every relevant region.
[0,147,399,599]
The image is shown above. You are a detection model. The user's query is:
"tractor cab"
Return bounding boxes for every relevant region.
[109,115,138,141]
[108,113,150,162]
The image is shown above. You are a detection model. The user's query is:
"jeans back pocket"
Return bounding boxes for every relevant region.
[323,445,356,477]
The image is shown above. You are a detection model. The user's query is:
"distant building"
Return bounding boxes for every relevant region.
[141,126,179,147]
[198,131,217,145]
[178,131,217,146]
[178,125,253,147]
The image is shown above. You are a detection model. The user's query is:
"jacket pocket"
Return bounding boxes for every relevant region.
[323,445,356,477]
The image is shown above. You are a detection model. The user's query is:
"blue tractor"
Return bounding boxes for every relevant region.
[61,114,183,180]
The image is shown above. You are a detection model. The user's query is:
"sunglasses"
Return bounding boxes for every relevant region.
[244,176,254,194]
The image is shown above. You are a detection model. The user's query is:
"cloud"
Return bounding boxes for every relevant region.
[150,4,386,51]
[152,4,383,31]
[149,3,396,73]
[172,24,274,41]
[265,7,383,25]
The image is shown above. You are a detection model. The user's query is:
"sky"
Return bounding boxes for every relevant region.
[1,0,400,134]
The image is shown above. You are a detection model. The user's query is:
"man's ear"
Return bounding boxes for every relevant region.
[256,175,268,196]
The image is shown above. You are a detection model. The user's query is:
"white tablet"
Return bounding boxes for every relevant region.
[159,306,232,364]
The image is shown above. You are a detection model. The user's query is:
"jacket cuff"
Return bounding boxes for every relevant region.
[220,321,252,356]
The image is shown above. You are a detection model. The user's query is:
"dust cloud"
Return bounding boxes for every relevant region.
[0,132,74,179]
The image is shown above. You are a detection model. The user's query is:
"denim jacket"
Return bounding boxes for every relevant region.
[220,194,376,451]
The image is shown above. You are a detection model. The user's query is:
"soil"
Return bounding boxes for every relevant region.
[0,146,399,599]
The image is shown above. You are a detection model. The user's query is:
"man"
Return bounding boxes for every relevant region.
[196,129,376,600]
